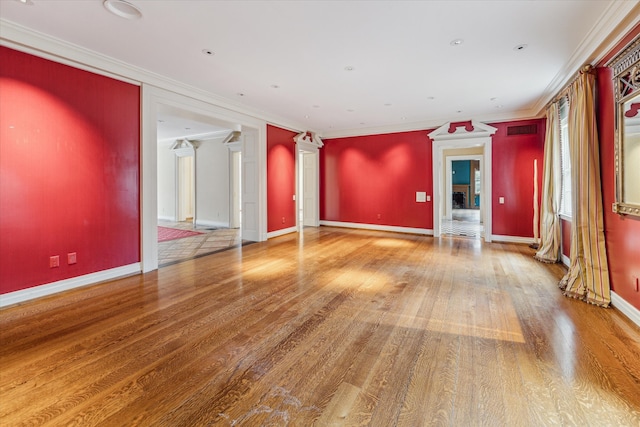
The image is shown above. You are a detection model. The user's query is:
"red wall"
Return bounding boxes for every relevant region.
[0,47,140,294]
[267,125,297,232]
[596,34,640,309]
[320,130,432,229]
[490,119,546,237]
[320,121,544,236]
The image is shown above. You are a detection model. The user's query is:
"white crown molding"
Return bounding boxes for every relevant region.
[319,108,535,139]
[0,263,141,308]
[0,19,312,135]
[531,0,639,115]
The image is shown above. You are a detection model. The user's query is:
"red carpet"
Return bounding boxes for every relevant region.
[158,226,202,242]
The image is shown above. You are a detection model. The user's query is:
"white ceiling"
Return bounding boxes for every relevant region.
[1,0,638,137]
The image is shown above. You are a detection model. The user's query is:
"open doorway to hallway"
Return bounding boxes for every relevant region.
[442,157,483,238]
[155,107,242,266]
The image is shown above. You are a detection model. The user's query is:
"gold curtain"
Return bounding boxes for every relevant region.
[535,103,561,263]
[559,67,611,307]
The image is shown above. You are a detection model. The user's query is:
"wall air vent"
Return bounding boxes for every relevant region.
[507,124,537,136]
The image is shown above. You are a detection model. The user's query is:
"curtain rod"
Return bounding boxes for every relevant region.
[544,64,595,111]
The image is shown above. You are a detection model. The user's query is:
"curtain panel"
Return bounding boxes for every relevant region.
[559,67,611,307]
[535,103,561,263]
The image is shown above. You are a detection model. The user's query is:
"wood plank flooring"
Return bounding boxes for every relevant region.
[1,227,639,426]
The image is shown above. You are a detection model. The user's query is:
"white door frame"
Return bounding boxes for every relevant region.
[294,132,323,231]
[141,84,267,272]
[429,121,496,242]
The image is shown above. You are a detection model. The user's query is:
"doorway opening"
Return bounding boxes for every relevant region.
[442,155,483,238]
[429,120,496,242]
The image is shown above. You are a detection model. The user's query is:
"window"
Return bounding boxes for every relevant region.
[559,96,571,218]
[474,169,481,194]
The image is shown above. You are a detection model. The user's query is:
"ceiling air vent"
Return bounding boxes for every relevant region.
[507,124,537,136]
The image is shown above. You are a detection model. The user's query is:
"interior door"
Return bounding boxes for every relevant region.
[302,151,318,227]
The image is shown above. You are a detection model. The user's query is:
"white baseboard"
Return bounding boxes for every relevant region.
[320,220,433,236]
[611,291,640,329]
[157,215,175,222]
[491,235,535,244]
[0,263,141,308]
[561,254,570,267]
[267,226,298,239]
[195,219,230,229]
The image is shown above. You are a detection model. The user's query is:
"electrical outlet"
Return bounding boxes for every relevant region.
[499,197,505,204]
[68,252,77,265]
[49,256,59,268]
[377,213,381,219]
[282,217,285,224]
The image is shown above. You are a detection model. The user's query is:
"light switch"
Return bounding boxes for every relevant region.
[499,197,505,204]
[427,195,431,202]
[416,191,427,203]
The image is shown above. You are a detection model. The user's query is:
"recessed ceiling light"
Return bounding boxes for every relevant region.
[360,122,366,125]
[450,39,464,46]
[344,66,355,71]
[237,92,245,97]
[271,84,280,89]
[304,115,309,119]
[401,117,406,120]
[496,105,503,109]
[312,105,320,108]
[347,109,355,112]
[490,97,498,101]
[427,96,435,100]
[15,0,34,5]
[157,120,164,123]
[201,49,214,56]
[384,103,392,107]
[514,44,528,51]
[103,0,142,19]
[185,127,191,130]
[456,110,463,113]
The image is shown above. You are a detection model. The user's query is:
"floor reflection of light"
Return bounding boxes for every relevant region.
[552,311,576,380]
[324,268,393,293]
[240,257,295,279]
[373,238,414,249]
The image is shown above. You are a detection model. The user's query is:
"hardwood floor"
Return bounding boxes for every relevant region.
[1,227,639,426]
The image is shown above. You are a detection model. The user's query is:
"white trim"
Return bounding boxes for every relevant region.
[561,254,570,267]
[0,263,141,308]
[531,0,638,115]
[157,215,175,222]
[267,226,298,239]
[430,121,496,243]
[195,219,230,229]
[491,235,535,244]
[320,221,433,236]
[611,291,640,329]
